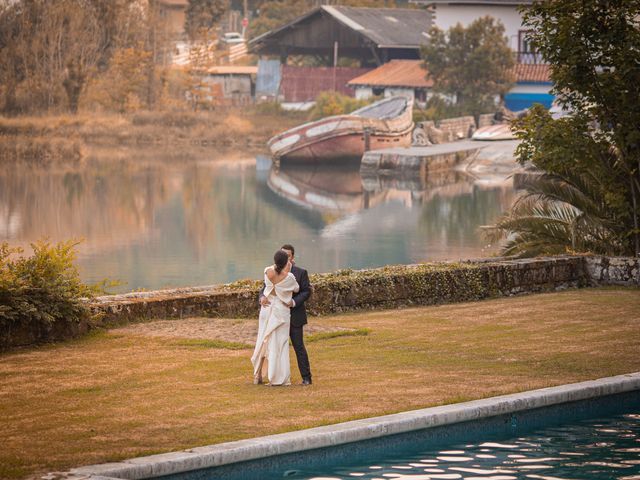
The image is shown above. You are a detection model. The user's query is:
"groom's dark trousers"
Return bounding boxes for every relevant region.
[259,265,312,381]
[289,264,312,381]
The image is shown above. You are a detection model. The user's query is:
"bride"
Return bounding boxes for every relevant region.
[251,250,299,386]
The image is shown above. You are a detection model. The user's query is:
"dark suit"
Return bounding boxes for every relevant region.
[289,265,312,380]
[260,265,312,381]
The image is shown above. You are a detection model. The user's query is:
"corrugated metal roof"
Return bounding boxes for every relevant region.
[256,59,281,97]
[347,60,433,88]
[513,63,551,83]
[280,66,371,102]
[251,6,432,49]
[325,6,432,47]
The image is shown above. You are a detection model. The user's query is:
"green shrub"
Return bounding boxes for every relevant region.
[0,240,108,346]
[308,92,376,120]
[413,96,469,123]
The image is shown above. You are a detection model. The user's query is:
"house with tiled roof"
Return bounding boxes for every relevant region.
[506,63,553,110]
[411,0,554,110]
[410,0,537,60]
[347,60,434,103]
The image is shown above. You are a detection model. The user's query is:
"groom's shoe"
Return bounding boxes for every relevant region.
[301,377,312,386]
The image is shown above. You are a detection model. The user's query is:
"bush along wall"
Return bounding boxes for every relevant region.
[0,241,105,351]
[3,254,637,351]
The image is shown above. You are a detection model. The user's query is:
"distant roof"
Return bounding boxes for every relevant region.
[321,6,432,48]
[513,63,551,83]
[410,0,532,5]
[206,66,258,75]
[251,6,432,50]
[348,60,433,88]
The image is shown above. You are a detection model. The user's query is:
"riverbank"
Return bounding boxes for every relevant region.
[0,109,305,164]
[0,287,638,479]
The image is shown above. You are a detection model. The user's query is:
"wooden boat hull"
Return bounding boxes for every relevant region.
[274,128,413,163]
[268,96,414,164]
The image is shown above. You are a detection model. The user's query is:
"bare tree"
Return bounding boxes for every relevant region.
[0,0,151,114]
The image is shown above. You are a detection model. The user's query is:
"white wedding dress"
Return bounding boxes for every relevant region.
[251,268,299,386]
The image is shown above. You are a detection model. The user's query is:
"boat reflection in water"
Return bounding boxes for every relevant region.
[268,164,372,215]
[267,161,497,216]
[266,159,516,249]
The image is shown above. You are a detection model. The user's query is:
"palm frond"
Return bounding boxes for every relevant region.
[484,172,622,257]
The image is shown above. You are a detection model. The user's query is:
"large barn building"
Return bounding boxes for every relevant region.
[250,6,433,66]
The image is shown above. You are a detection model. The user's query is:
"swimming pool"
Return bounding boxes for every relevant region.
[288,411,640,479]
[67,375,640,480]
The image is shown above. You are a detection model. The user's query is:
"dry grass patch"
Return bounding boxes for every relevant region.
[110,317,358,346]
[0,287,639,479]
[0,110,303,155]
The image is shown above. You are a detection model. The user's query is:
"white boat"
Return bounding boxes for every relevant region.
[267,96,414,163]
[472,123,515,141]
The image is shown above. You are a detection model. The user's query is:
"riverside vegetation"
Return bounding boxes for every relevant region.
[0,108,306,165]
[0,241,110,350]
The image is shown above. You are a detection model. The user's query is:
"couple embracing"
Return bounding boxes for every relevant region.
[251,244,313,386]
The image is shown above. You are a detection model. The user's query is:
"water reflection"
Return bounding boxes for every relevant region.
[300,413,640,480]
[0,152,516,292]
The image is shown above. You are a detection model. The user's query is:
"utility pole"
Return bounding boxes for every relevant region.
[242,0,249,38]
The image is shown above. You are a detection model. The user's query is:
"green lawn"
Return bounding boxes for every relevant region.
[0,287,639,480]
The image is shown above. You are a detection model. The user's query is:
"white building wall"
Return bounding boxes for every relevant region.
[509,84,552,95]
[354,86,373,100]
[432,5,524,52]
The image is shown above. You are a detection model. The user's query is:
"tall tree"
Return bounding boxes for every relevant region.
[421,16,514,116]
[0,0,147,114]
[185,0,226,40]
[487,0,640,257]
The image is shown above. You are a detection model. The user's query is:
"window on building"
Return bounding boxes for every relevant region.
[518,30,543,64]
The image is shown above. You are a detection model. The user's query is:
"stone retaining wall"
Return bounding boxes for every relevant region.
[360,148,477,176]
[417,116,477,144]
[477,113,495,128]
[90,256,588,327]
[2,255,638,350]
[585,256,640,286]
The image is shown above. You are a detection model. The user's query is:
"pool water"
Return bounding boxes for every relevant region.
[294,413,640,480]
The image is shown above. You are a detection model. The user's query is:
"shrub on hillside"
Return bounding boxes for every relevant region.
[0,240,107,348]
[308,92,375,120]
[413,96,471,123]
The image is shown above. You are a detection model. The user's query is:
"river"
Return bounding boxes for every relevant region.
[0,147,517,293]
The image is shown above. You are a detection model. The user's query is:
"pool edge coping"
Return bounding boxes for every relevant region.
[62,372,640,480]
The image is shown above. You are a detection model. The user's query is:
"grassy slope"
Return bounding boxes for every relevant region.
[0,109,306,151]
[0,287,639,479]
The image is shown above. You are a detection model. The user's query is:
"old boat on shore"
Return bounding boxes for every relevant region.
[267,96,414,163]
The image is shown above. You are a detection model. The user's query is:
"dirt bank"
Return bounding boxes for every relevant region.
[0,109,305,164]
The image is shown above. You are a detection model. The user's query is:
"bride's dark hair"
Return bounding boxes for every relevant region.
[273,250,289,274]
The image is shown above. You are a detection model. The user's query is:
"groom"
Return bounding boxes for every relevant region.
[260,244,313,385]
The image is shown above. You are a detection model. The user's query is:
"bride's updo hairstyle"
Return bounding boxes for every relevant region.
[273,250,289,274]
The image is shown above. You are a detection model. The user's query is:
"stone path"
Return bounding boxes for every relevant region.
[111,317,352,345]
